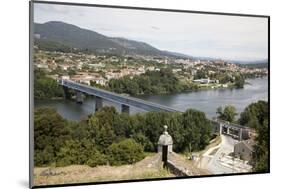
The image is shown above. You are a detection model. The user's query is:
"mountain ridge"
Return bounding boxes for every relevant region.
[34,21,189,58]
[34,21,267,63]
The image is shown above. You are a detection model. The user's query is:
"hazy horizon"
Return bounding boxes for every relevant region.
[34,3,268,61]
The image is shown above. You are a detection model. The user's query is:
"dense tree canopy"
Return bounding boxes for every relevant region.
[35,101,268,170]
[234,74,245,88]
[239,100,268,129]
[182,109,211,152]
[108,68,185,95]
[56,139,107,167]
[34,69,64,99]
[34,108,70,166]
[216,105,237,123]
[35,39,73,53]
[34,106,212,167]
[252,118,269,172]
[238,101,269,172]
[106,139,145,165]
[88,107,117,152]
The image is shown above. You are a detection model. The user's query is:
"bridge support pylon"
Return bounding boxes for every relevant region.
[226,127,230,135]
[218,123,223,135]
[94,96,103,111]
[239,128,243,141]
[63,86,71,100]
[121,104,130,114]
[76,91,83,104]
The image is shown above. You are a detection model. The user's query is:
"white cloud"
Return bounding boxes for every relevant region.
[34,3,268,61]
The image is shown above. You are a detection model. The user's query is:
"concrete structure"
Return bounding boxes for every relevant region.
[193,78,216,84]
[158,125,173,153]
[60,79,180,113]
[61,75,70,80]
[62,86,71,100]
[211,119,254,141]
[158,125,173,168]
[75,91,83,104]
[94,96,103,111]
[234,139,256,161]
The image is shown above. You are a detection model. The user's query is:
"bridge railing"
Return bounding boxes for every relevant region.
[212,118,254,131]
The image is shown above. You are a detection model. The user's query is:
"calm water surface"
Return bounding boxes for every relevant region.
[35,77,268,121]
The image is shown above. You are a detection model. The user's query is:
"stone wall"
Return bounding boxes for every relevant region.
[166,160,189,177]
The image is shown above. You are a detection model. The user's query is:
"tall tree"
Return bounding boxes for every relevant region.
[239,100,268,128]
[34,108,70,166]
[252,119,269,172]
[88,107,117,152]
[56,139,107,167]
[234,74,245,88]
[106,139,145,165]
[34,69,64,99]
[182,109,211,152]
[216,105,237,123]
[239,101,269,172]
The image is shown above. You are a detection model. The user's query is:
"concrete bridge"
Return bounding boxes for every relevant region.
[59,79,181,113]
[211,119,255,141]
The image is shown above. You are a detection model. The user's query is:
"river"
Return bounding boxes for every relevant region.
[35,77,268,121]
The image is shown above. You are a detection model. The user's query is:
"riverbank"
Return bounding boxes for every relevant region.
[35,77,268,120]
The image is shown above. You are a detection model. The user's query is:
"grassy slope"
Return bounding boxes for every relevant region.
[34,153,173,186]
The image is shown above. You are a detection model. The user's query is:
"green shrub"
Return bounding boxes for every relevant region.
[239,100,268,128]
[182,109,211,152]
[106,139,145,166]
[34,69,64,99]
[88,107,117,151]
[56,139,107,167]
[131,132,154,152]
[34,108,70,166]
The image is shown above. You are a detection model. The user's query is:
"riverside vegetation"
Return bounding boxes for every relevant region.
[96,68,245,95]
[34,67,245,100]
[34,107,212,167]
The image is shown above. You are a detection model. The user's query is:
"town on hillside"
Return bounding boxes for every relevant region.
[34,48,268,91]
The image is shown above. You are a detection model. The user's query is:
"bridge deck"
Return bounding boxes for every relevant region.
[211,119,253,131]
[60,80,182,112]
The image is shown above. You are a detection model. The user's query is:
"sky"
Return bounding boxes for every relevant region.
[34,3,268,61]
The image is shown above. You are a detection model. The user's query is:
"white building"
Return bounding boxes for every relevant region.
[61,75,70,80]
[146,66,155,71]
[36,64,48,69]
